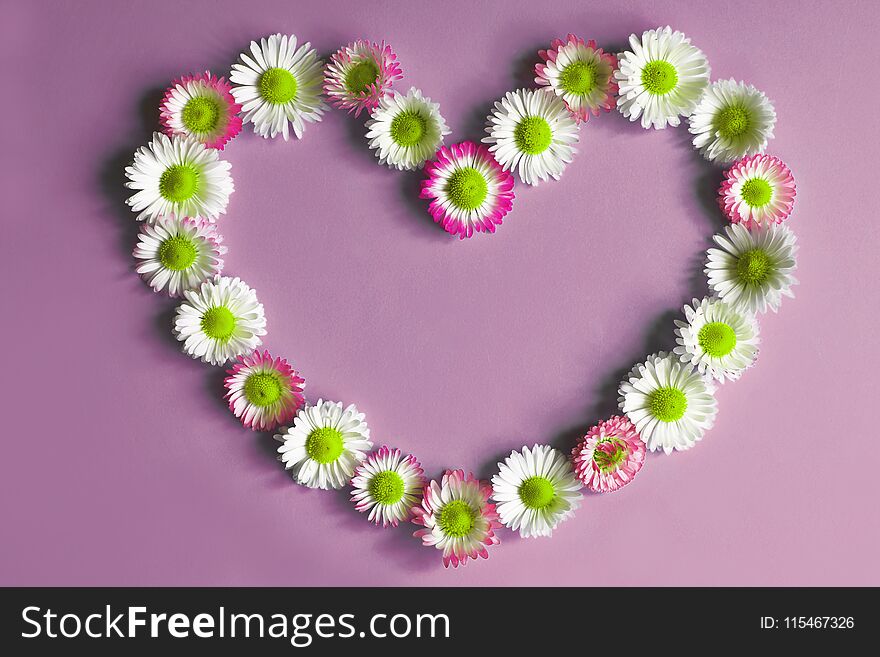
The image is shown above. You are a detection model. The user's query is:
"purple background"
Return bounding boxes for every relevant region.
[3,0,879,586]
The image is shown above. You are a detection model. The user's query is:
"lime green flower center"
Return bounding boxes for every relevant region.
[593,437,629,473]
[648,386,688,422]
[514,116,552,155]
[390,110,427,147]
[698,321,738,358]
[445,167,488,211]
[559,60,597,95]
[243,372,284,407]
[181,96,221,133]
[305,427,344,464]
[159,164,200,203]
[158,235,197,271]
[736,248,773,286]
[436,499,477,538]
[740,178,773,207]
[200,306,236,342]
[259,67,297,105]
[518,476,556,510]
[344,59,380,94]
[641,60,678,95]
[368,470,405,505]
[715,105,752,139]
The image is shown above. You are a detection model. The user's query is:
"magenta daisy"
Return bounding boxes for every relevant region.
[572,416,647,493]
[535,34,618,123]
[719,154,796,229]
[350,447,426,527]
[324,40,403,117]
[160,71,242,150]
[412,469,501,568]
[419,141,515,239]
[224,350,305,432]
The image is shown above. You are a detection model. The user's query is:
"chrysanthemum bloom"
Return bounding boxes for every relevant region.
[324,40,403,117]
[619,352,718,454]
[483,88,579,186]
[160,71,242,150]
[350,446,425,527]
[719,154,796,229]
[419,142,515,239]
[224,350,306,431]
[365,87,450,170]
[230,33,327,140]
[125,132,234,223]
[275,400,372,490]
[705,223,798,314]
[689,79,776,163]
[412,470,500,568]
[614,26,710,129]
[674,297,760,383]
[133,215,226,297]
[572,416,646,493]
[535,33,617,123]
[173,276,266,365]
[491,445,583,538]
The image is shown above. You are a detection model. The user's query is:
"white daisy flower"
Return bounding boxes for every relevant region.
[173,276,267,365]
[482,88,579,186]
[133,216,226,297]
[674,297,760,383]
[491,444,583,538]
[689,78,776,163]
[705,223,798,314]
[125,132,234,223]
[350,446,426,527]
[614,26,711,129]
[365,87,450,170]
[230,33,327,141]
[276,400,372,490]
[619,352,718,454]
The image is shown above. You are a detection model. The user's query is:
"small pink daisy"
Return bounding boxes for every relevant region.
[224,350,305,431]
[160,71,242,150]
[324,40,403,117]
[572,416,646,493]
[350,446,426,527]
[535,34,618,123]
[420,142,515,240]
[719,154,796,229]
[412,469,501,568]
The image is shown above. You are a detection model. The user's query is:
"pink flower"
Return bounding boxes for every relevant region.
[224,350,305,431]
[412,470,501,568]
[420,142,515,240]
[324,40,403,117]
[719,154,796,229]
[572,416,646,493]
[160,71,242,150]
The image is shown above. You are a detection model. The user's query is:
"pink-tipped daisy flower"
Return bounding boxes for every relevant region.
[350,446,426,527]
[572,416,647,493]
[420,141,515,239]
[324,40,403,117]
[719,154,796,229]
[160,71,242,150]
[224,350,305,431]
[535,33,618,123]
[412,469,501,568]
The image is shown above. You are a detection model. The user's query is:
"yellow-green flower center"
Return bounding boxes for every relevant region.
[559,60,597,95]
[243,372,284,407]
[368,470,405,505]
[514,116,552,155]
[157,235,197,271]
[436,499,477,538]
[159,164,200,203]
[181,96,221,133]
[518,476,556,510]
[736,248,773,286]
[740,178,773,207]
[200,306,236,342]
[344,59,380,94]
[259,67,297,105]
[648,386,688,422]
[305,427,344,464]
[641,60,678,95]
[715,105,752,139]
[593,437,629,473]
[445,167,488,211]
[698,322,738,358]
[390,110,427,147]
